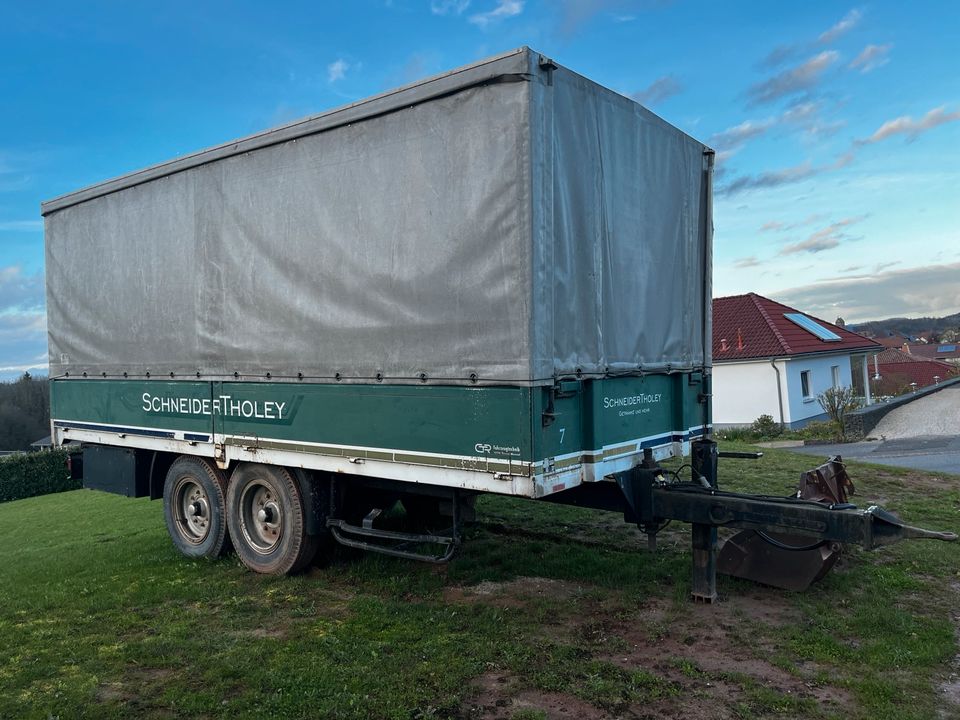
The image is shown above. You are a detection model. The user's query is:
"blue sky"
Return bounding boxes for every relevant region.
[1,0,959,378]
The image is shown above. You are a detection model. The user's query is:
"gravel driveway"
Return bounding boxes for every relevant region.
[870,385,960,440]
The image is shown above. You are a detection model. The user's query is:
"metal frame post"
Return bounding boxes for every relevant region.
[691,523,718,603]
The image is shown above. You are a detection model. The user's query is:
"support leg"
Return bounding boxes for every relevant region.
[691,523,718,603]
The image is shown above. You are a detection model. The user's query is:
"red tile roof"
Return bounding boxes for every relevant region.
[875,347,938,364]
[902,343,960,361]
[874,335,911,349]
[713,293,881,362]
[874,349,957,391]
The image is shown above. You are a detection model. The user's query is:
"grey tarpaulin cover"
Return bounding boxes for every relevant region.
[43,47,713,385]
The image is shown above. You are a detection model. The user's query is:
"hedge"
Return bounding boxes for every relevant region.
[0,450,80,504]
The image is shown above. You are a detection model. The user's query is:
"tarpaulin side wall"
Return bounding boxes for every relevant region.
[532,65,712,378]
[45,58,535,383]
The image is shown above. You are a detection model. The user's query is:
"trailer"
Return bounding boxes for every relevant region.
[42,48,954,598]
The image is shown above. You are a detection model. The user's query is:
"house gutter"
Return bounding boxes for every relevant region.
[770,359,786,427]
[713,345,881,365]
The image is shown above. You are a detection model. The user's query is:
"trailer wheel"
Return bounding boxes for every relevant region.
[163,456,231,559]
[227,463,318,575]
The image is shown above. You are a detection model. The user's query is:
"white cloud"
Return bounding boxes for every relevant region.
[0,309,47,380]
[630,75,683,106]
[856,106,960,145]
[849,43,891,73]
[0,265,44,311]
[713,149,737,167]
[775,262,960,322]
[327,58,349,83]
[719,161,817,196]
[708,119,774,150]
[431,0,470,15]
[759,215,823,233]
[0,362,47,375]
[747,51,839,105]
[778,216,866,256]
[552,0,623,35]
[0,220,43,232]
[708,101,843,157]
[468,0,523,27]
[719,151,854,197]
[759,44,800,69]
[818,8,863,45]
[0,264,48,378]
[758,9,861,75]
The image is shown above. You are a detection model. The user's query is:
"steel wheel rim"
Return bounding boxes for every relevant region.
[238,478,283,554]
[173,476,211,545]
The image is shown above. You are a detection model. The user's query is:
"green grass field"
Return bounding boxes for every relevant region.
[0,445,957,719]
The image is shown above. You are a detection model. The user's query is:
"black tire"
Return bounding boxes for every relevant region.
[226,463,318,575]
[163,456,231,559]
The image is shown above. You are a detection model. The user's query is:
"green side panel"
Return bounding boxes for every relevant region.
[51,380,215,434]
[213,382,533,461]
[533,373,710,460]
[51,380,534,462]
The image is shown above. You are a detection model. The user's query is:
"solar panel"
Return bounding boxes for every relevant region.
[783,313,842,342]
[937,344,957,353]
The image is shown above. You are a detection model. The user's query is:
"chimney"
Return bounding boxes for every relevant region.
[902,343,910,354]
[720,338,729,352]
[736,328,744,351]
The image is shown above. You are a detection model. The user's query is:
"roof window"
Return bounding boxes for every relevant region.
[784,313,841,342]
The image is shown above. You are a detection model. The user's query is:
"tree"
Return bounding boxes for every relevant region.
[817,386,862,441]
[0,374,50,450]
[835,317,846,328]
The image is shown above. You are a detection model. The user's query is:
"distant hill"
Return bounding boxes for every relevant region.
[849,312,960,341]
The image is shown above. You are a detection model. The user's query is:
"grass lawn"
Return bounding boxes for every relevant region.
[0,444,957,719]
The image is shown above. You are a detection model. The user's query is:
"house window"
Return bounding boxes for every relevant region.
[831,365,840,388]
[800,370,811,399]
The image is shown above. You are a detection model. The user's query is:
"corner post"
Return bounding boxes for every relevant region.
[691,524,718,603]
[691,438,718,488]
[690,437,719,601]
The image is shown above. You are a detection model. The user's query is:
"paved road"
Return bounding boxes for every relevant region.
[788,435,960,475]
[787,385,960,475]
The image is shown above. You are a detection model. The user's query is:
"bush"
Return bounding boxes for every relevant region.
[750,414,782,438]
[817,386,862,441]
[713,426,758,442]
[0,450,79,504]
[795,420,837,442]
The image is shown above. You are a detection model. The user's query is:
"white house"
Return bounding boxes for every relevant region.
[712,293,881,428]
